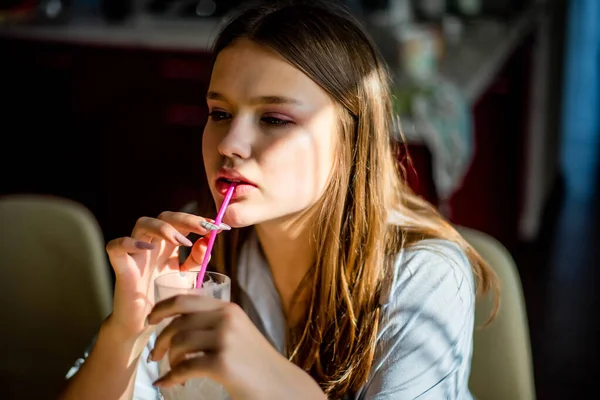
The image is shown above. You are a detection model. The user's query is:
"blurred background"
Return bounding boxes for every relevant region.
[0,0,598,399]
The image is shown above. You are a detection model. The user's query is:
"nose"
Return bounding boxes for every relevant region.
[217,116,253,160]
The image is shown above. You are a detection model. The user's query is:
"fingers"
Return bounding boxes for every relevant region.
[131,217,194,247]
[151,313,223,363]
[180,236,210,272]
[137,212,229,239]
[149,298,226,364]
[130,212,231,250]
[106,236,157,258]
[167,329,222,367]
[105,237,158,279]
[153,353,220,388]
[149,302,248,389]
[148,295,225,325]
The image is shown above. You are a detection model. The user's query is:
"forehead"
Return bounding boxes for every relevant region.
[209,39,330,105]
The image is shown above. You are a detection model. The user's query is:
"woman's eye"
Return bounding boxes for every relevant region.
[208,110,231,121]
[261,116,291,126]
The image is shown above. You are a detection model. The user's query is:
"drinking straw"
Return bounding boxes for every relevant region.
[195,183,237,288]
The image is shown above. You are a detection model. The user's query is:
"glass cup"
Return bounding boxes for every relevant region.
[154,271,231,400]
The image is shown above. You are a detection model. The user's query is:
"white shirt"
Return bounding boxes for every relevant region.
[69,233,476,399]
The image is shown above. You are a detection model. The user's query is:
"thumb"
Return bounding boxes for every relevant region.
[180,235,211,271]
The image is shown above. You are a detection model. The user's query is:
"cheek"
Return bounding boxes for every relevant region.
[262,131,335,202]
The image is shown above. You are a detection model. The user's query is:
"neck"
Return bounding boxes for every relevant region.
[255,209,317,323]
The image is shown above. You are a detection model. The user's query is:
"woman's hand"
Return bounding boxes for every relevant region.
[104,212,228,340]
[147,295,326,400]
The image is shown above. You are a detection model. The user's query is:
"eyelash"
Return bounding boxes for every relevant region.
[208,111,292,126]
[208,110,231,121]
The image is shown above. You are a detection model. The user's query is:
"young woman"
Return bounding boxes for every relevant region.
[60,1,498,399]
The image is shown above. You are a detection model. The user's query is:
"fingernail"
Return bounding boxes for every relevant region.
[219,223,231,231]
[200,221,219,231]
[135,241,155,250]
[174,232,193,247]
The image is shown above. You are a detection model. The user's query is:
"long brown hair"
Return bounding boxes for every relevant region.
[209,1,499,397]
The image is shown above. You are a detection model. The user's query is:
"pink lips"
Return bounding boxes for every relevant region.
[215,169,257,199]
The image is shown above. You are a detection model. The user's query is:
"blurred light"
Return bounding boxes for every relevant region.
[45,0,63,19]
[196,0,216,17]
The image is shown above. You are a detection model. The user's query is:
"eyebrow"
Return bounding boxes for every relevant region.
[206,91,302,106]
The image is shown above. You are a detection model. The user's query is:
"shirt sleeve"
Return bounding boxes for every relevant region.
[361,240,476,400]
[133,334,160,400]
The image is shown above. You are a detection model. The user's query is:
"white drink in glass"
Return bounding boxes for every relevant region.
[154,271,231,400]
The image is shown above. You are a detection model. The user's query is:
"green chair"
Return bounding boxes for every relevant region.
[0,194,113,398]
[458,226,536,400]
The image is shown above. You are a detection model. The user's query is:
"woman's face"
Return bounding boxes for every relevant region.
[203,39,339,228]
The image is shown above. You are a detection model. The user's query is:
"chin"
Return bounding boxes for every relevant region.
[219,204,259,228]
